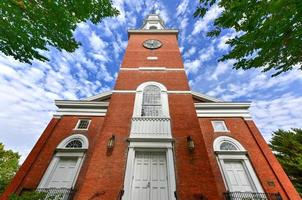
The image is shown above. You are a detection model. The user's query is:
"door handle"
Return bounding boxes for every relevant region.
[147,182,150,188]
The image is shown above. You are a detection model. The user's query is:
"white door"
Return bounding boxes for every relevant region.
[47,157,78,188]
[131,152,169,200]
[223,160,254,192]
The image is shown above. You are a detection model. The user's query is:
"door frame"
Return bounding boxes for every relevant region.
[123,141,176,200]
[217,154,264,193]
[38,152,85,189]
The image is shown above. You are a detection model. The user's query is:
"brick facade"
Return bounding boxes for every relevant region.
[2,15,300,200]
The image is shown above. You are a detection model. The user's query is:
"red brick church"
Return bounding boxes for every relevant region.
[2,14,300,200]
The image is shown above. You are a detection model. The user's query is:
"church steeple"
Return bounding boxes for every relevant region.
[141,13,165,30]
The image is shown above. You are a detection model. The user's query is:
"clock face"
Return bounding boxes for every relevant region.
[143,39,162,49]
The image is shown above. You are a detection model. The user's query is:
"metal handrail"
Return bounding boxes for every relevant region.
[224,191,282,200]
[36,188,74,200]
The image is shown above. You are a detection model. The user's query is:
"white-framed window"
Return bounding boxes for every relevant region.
[211,120,229,132]
[133,81,170,118]
[75,119,91,130]
[213,136,264,193]
[142,85,162,116]
[38,134,89,190]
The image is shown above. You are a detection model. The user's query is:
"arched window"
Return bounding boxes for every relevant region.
[220,141,238,151]
[65,139,83,148]
[141,85,162,116]
[213,136,264,193]
[38,134,88,191]
[133,81,169,118]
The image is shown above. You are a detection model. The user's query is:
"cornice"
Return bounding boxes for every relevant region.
[128,29,179,38]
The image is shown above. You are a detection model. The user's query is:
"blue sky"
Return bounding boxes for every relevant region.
[0,0,301,162]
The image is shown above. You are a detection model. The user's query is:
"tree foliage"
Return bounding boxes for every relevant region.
[194,0,302,76]
[0,0,119,63]
[0,143,20,195]
[9,191,46,200]
[270,129,302,196]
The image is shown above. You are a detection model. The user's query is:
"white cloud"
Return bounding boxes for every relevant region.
[184,59,202,74]
[90,31,108,51]
[176,0,189,16]
[217,31,237,51]
[192,4,223,35]
[210,60,234,80]
[250,93,302,141]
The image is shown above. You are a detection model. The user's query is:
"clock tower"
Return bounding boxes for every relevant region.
[2,13,300,200]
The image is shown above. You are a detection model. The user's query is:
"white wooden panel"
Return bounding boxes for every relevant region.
[150,152,169,200]
[47,157,78,188]
[130,117,171,138]
[224,160,254,192]
[131,152,168,200]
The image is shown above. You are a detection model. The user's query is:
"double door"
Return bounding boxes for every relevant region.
[131,151,169,200]
[223,160,255,192]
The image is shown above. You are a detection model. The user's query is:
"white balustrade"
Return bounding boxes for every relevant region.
[130,117,171,138]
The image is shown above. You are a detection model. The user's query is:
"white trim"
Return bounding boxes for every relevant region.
[211,120,229,132]
[128,29,178,34]
[74,119,91,131]
[133,81,170,118]
[84,91,112,101]
[55,100,109,116]
[112,90,192,94]
[196,102,252,120]
[213,136,245,152]
[213,136,264,193]
[191,91,222,102]
[57,134,89,150]
[54,112,106,117]
[122,141,176,200]
[147,56,158,60]
[120,67,185,71]
[38,134,89,189]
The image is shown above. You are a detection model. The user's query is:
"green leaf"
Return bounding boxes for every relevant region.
[0,0,119,64]
[194,0,302,76]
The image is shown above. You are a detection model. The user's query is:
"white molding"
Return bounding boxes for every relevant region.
[191,91,222,102]
[147,56,158,60]
[133,82,170,118]
[54,110,107,117]
[112,90,192,94]
[55,100,108,117]
[195,102,251,108]
[168,90,191,94]
[38,134,89,189]
[128,29,178,34]
[213,136,245,152]
[213,136,264,193]
[195,102,252,120]
[120,67,185,71]
[84,91,112,101]
[53,113,106,117]
[130,117,172,138]
[55,100,109,107]
[74,119,91,131]
[57,134,89,149]
[122,141,176,200]
[211,120,230,132]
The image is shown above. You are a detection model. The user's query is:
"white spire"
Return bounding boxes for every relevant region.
[141,13,165,30]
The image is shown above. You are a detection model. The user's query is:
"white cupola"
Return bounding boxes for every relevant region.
[141,14,165,30]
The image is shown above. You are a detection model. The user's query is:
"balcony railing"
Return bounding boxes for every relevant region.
[130,117,171,138]
[224,192,282,200]
[36,188,74,200]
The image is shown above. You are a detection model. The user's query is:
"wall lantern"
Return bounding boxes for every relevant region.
[187,136,195,151]
[107,135,115,149]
